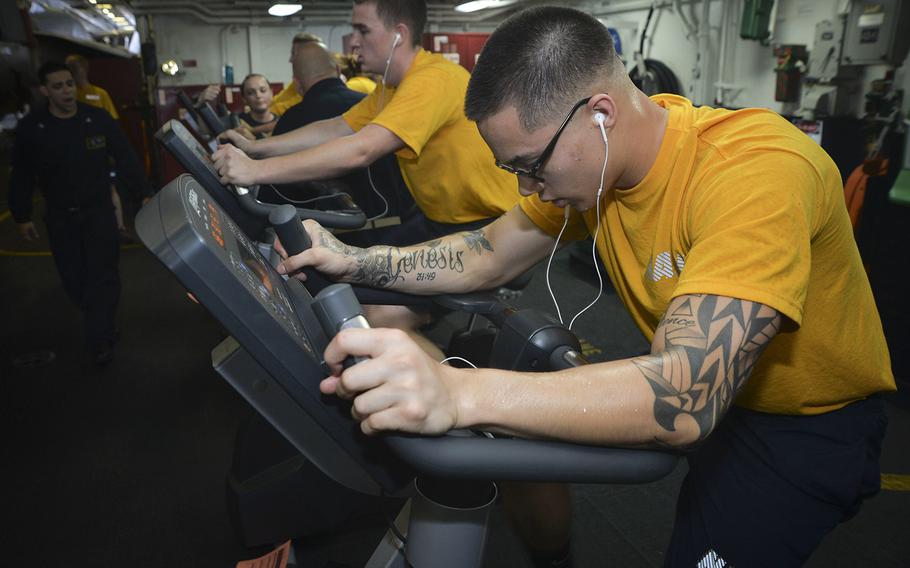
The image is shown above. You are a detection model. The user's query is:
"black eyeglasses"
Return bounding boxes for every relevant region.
[495,97,592,182]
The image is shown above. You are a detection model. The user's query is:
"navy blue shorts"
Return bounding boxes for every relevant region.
[666,395,888,568]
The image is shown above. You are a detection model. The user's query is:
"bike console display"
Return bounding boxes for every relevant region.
[137,174,414,495]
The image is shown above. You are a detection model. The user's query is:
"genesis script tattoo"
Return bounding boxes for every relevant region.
[322,233,466,288]
[633,295,781,446]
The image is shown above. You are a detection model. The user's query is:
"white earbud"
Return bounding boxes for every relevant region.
[594,112,608,144]
[595,113,608,197]
[385,33,402,70]
[380,31,402,98]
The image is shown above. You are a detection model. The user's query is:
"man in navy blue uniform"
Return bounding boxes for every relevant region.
[9,61,152,365]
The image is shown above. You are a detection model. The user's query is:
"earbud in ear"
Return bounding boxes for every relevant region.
[393,32,402,47]
[594,111,608,144]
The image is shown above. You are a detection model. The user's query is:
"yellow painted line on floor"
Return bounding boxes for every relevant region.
[0,249,53,257]
[881,473,910,492]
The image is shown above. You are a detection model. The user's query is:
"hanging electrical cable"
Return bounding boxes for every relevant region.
[630,59,684,95]
[628,2,684,96]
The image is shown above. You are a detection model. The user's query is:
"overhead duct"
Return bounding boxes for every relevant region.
[30,0,138,54]
[30,2,100,41]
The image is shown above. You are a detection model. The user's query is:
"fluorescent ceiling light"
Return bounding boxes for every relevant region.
[454,0,516,13]
[268,3,302,16]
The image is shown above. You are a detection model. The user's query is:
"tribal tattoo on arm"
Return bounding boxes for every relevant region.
[319,228,494,289]
[632,294,781,448]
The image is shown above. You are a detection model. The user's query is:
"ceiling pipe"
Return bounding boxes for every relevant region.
[130,0,518,24]
[133,9,512,27]
[131,0,472,17]
[133,9,326,25]
[590,0,704,17]
[133,0,470,12]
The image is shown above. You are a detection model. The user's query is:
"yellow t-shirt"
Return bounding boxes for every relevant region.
[346,76,377,94]
[521,94,895,415]
[269,82,302,116]
[77,84,118,120]
[342,49,518,224]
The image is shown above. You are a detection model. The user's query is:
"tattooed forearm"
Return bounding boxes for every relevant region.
[319,233,466,288]
[319,231,360,257]
[633,295,781,447]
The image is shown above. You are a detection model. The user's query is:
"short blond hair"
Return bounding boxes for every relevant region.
[293,32,323,45]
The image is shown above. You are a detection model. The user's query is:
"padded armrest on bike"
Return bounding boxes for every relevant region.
[322,192,360,213]
[236,188,366,230]
[305,179,357,198]
[433,293,509,315]
[384,434,680,484]
[298,207,366,230]
[352,286,437,309]
[253,182,365,229]
[297,180,365,222]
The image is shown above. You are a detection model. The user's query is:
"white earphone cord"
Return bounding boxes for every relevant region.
[545,119,610,330]
[544,208,571,325]
[363,33,399,222]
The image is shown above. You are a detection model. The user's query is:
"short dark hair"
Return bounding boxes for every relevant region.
[354,0,426,47]
[466,6,617,131]
[38,61,71,85]
[240,73,268,92]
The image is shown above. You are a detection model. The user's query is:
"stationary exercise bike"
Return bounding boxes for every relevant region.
[138,135,680,567]
[137,173,678,567]
[150,111,678,563]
